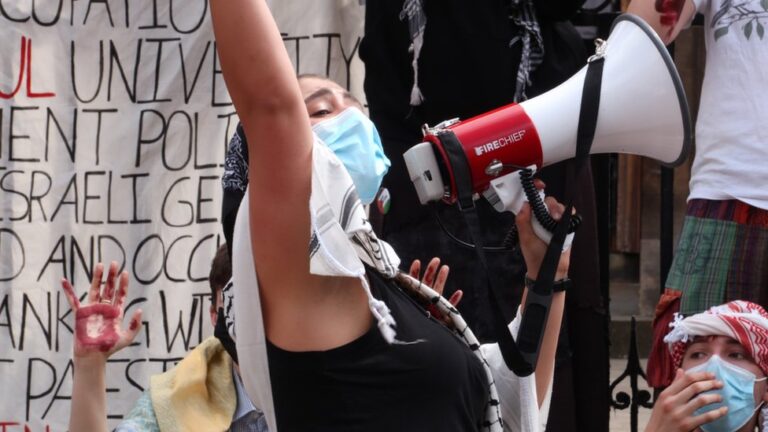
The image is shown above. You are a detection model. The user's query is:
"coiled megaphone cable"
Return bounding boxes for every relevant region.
[431,204,515,251]
[518,168,583,234]
[432,167,582,251]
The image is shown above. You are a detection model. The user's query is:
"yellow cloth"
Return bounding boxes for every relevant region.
[150,337,236,432]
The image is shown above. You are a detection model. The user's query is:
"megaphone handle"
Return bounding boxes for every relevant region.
[519,168,582,236]
[532,216,574,252]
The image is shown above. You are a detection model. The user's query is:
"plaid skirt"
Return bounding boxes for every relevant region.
[666,199,768,315]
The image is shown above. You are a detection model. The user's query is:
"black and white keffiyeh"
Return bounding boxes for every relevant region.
[508,0,545,101]
[399,0,544,104]
[307,142,402,342]
[396,273,506,431]
[399,0,427,106]
[222,124,249,194]
[221,125,250,256]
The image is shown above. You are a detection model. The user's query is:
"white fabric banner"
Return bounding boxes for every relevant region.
[0,0,365,430]
[269,0,367,103]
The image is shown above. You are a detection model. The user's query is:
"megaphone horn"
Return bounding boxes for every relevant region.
[404,13,692,207]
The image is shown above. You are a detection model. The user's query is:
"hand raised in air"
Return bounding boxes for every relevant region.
[61,261,143,359]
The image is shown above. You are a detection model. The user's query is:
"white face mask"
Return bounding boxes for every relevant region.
[687,355,767,432]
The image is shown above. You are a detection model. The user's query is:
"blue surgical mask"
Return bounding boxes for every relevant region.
[312,107,390,204]
[688,355,767,432]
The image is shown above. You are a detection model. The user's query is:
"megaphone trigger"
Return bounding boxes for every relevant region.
[483,167,577,251]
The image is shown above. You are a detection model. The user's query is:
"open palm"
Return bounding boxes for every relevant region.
[61,261,143,359]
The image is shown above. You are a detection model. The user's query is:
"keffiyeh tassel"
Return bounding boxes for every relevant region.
[360,275,398,343]
[400,0,426,106]
[663,312,690,344]
[508,0,544,101]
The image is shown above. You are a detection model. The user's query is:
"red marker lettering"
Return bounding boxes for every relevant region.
[0,36,56,100]
[0,37,25,99]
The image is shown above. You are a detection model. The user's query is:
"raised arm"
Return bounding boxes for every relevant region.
[64,262,143,432]
[209,0,315,287]
[627,0,698,44]
[209,1,372,355]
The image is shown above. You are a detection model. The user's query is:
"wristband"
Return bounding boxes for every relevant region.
[525,275,571,293]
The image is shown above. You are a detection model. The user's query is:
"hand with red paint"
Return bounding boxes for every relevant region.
[409,257,463,324]
[655,0,687,35]
[62,261,143,360]
[627,0,695,45]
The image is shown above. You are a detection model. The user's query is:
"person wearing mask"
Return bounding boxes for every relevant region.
[63,247,458,431]
[360,1,604,429]
[64,247,269,432]
[645,301,768,432]
[209,0,573,430]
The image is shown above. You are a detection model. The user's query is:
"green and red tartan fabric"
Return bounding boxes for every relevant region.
[648,199,768,387]
[668,199,768,315]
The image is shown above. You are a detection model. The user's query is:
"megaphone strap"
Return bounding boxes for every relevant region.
[436,53,605,377]
[575,53,604,168]
[438,130,476,212]
[437,128,535,376]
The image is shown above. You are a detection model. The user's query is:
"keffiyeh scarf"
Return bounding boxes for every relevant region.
[221,124,249,256]
[399,0,544,105]
[664,300,768,374]
[664,300,768,431]
[507,0,544,101]
[222,137,510,431]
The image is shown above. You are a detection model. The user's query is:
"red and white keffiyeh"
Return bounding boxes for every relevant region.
[664,300,768,375]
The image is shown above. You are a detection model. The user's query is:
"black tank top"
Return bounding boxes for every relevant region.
[266,270,490,431]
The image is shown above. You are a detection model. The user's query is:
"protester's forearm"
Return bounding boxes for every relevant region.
[209,0,303,118]
[69,356,109,432]
[627,0,696,44]
[534,291,565,407]
[209,0,313,199]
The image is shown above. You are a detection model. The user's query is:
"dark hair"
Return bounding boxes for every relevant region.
[209,243,231,301]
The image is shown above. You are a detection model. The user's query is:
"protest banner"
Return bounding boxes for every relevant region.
[0,1,365,429]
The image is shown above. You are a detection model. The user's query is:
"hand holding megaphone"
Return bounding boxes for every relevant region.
[516,199,572,281]
[483,166,578,251]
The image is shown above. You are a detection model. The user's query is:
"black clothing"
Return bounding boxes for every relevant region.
[361,1,609,430]
[361,0,530,338]
[266,270,489,432]
[359,0,591,341]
